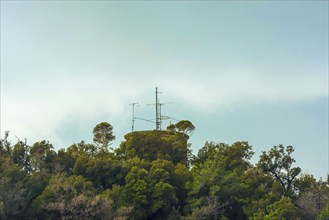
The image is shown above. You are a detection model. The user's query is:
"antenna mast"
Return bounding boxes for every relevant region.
[155,87,161,130]
[139,87,175,131]
[129,102,139,132]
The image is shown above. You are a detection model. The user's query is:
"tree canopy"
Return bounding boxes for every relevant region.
[166,120,195,135]
[93,122,115,151]
[0,122,328,220]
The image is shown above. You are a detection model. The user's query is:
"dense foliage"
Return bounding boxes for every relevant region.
[0,122,328,220]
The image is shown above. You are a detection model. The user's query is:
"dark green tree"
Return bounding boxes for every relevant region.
[0,156,27,219]
[116,130,189,165]
[11,140,31,173]
[73,155,126,189]
[32,174,114,219]
[258,145,301,198]
[251,197,299,220]
[317,203,329,220]
[166,124,176,132]
[93,122,115,151]
[242,167,279,219]
[296,175,329,219]
[175,120,195,134]
[30,140,57,172]
[186,142,254,219]
[1,121,323,220]
[0,131,11,157]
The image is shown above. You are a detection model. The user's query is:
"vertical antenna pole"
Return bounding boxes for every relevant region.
[130,103,138,132]
[159,103,162,130]
[132,104,135,132]
[155,87,160,130]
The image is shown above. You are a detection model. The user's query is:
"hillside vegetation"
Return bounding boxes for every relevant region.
[0,121,328,220]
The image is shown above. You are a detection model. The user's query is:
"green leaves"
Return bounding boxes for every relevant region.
[33,174,114,219]
[186,142,255,219]
[118,130,190,165]
[251,197,299,220]
[317,203,329,220]
[93,122,115,151]
[152,182,177,214]
[166,120,195,135]
[258,145,301,197]
[1,122,328,220]
[30,140,56,172]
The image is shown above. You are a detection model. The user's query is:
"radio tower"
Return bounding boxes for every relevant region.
[136,87,175,131]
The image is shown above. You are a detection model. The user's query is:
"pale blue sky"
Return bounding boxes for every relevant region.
[1,1,328,179]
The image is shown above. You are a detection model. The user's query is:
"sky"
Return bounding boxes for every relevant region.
[1,1,328,179]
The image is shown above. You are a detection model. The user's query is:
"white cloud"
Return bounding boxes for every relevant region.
[156,66,328,112]
[2,64,327,144]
